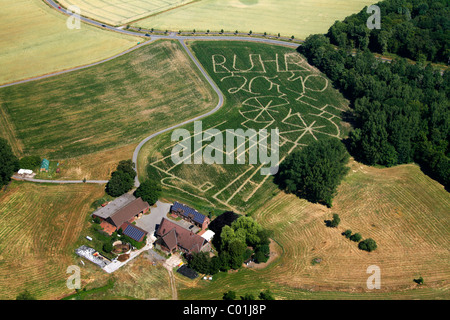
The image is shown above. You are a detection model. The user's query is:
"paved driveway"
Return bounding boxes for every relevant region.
[135,201,172,236]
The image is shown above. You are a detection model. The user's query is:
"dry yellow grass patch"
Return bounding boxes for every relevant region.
[56,144,137,180]
[111,256,172,300]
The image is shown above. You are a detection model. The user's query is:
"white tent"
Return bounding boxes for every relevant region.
[200,230,215,242]
[18,169,33,175]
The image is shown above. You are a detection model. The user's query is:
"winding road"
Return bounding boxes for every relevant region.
[10,0,301,186]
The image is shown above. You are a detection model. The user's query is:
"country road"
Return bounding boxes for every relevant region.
[12,176,109,184]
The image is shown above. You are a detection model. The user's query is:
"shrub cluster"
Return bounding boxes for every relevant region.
[187,214,272,274]
[342,229,377,252]
[105,160,136,197]
[223,289,275,300]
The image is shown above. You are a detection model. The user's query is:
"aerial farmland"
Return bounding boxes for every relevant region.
[0,0,448,308]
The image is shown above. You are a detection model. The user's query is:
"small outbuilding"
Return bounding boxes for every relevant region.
[121,221,148,242]
[200,230,215,243]
[18,169,33,175]
[177,265,198,279]
[40,159,50,172]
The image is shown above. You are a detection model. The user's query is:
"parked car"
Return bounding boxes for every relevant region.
[189,225,194,229]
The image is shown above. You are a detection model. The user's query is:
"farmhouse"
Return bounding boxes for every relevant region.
[92,194,150,238]
[155,218,209,254]
[170,201,210,230]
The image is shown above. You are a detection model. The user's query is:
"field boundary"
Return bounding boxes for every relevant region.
[54,0,200,27]
[124,0,202,26]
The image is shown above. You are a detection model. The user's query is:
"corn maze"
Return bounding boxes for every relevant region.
[147,41,348,212]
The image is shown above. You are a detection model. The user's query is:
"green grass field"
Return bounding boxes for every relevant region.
[58,0,196,26]
[134,0,375,39]
[0,0,140,85]
[142,40,349,214]
[0,40,216,159]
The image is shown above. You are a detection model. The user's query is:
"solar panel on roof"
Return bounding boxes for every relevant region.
[123,224,146,242]
[173,202,205,224]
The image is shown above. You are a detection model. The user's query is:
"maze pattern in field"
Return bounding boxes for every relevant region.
[148,42,347,212]
[58,0,195,25]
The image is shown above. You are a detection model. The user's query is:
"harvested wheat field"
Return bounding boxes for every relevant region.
[87,255,172,300]
[178,160,450,299]
[58,0,195,26]
[256,160,449,297]
[0,181,105,300]
[134,0,375,40]
[0,0,140,85]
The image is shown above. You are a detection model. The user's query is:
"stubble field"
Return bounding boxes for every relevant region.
[0,181,105,299]
[176,161,450,299]
[0,40,216,162]
[57,0,196,26]
[133,0,375,39]
[0,0,140,85]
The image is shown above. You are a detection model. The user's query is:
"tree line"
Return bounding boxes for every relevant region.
[298,33,449,190]
[0,138,19,189]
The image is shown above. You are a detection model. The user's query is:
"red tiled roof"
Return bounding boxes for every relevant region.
[108,197,149,227]
[100,221,117,235]
[156,218,205,253]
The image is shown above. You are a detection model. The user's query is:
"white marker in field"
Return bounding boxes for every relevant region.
[66,5,81,30]
[366,265,381,289]
[66,265,81,290]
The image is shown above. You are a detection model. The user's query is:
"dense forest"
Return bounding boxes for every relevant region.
[298,15,449,190]
[327,0,449,63]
